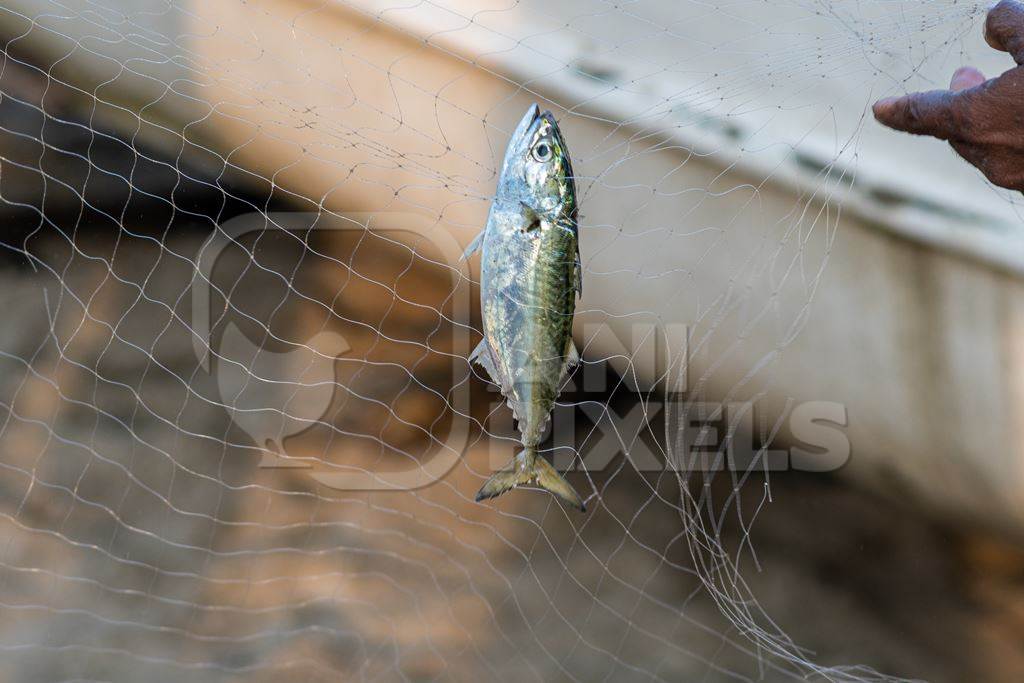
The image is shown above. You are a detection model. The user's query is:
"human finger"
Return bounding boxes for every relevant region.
[872,90,959,139]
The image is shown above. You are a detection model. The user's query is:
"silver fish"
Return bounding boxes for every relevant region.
[465,104,585,511]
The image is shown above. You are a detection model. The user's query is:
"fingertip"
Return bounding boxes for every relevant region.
[988,0,1024,24]
[871,89,961,139]
[871,97,899,124]
[952,65,984,77]
[950,66,986,91]
[984,16,999,51]
[986,0,1024,60]
[871,97,895,114]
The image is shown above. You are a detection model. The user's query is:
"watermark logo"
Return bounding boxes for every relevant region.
[485,396,850,474]
[215,321,351,469]
[190,211,850,493]
[189,211,471,490]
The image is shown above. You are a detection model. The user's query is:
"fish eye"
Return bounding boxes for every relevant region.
[531,142,553,162]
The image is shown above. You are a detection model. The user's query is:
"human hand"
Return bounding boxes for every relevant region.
[873,0,1024,192]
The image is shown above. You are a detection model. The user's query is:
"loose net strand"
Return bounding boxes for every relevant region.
[0,0,1001,681]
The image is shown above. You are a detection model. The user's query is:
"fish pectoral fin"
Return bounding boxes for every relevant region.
[460,231,484,261]
[475,449,586,512]
[518,201,541,232]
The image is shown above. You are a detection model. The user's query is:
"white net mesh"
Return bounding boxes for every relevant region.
[0,1,1013,681]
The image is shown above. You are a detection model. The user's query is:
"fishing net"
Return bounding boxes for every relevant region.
[0,1,1012,681]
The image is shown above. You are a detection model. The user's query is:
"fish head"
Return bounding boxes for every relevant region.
[498,104,577,222]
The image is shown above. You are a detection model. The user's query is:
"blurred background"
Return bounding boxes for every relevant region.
[0,1,1023,681]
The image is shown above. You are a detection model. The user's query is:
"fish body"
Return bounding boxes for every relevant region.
[467,104,585,511]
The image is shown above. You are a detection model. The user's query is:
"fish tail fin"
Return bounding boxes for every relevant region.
[475,448,586,512]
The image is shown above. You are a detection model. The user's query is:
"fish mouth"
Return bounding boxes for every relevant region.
[524,104,557,124]
[503,104,566,169]
[508,103,541,148]
[510,104,561,145]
